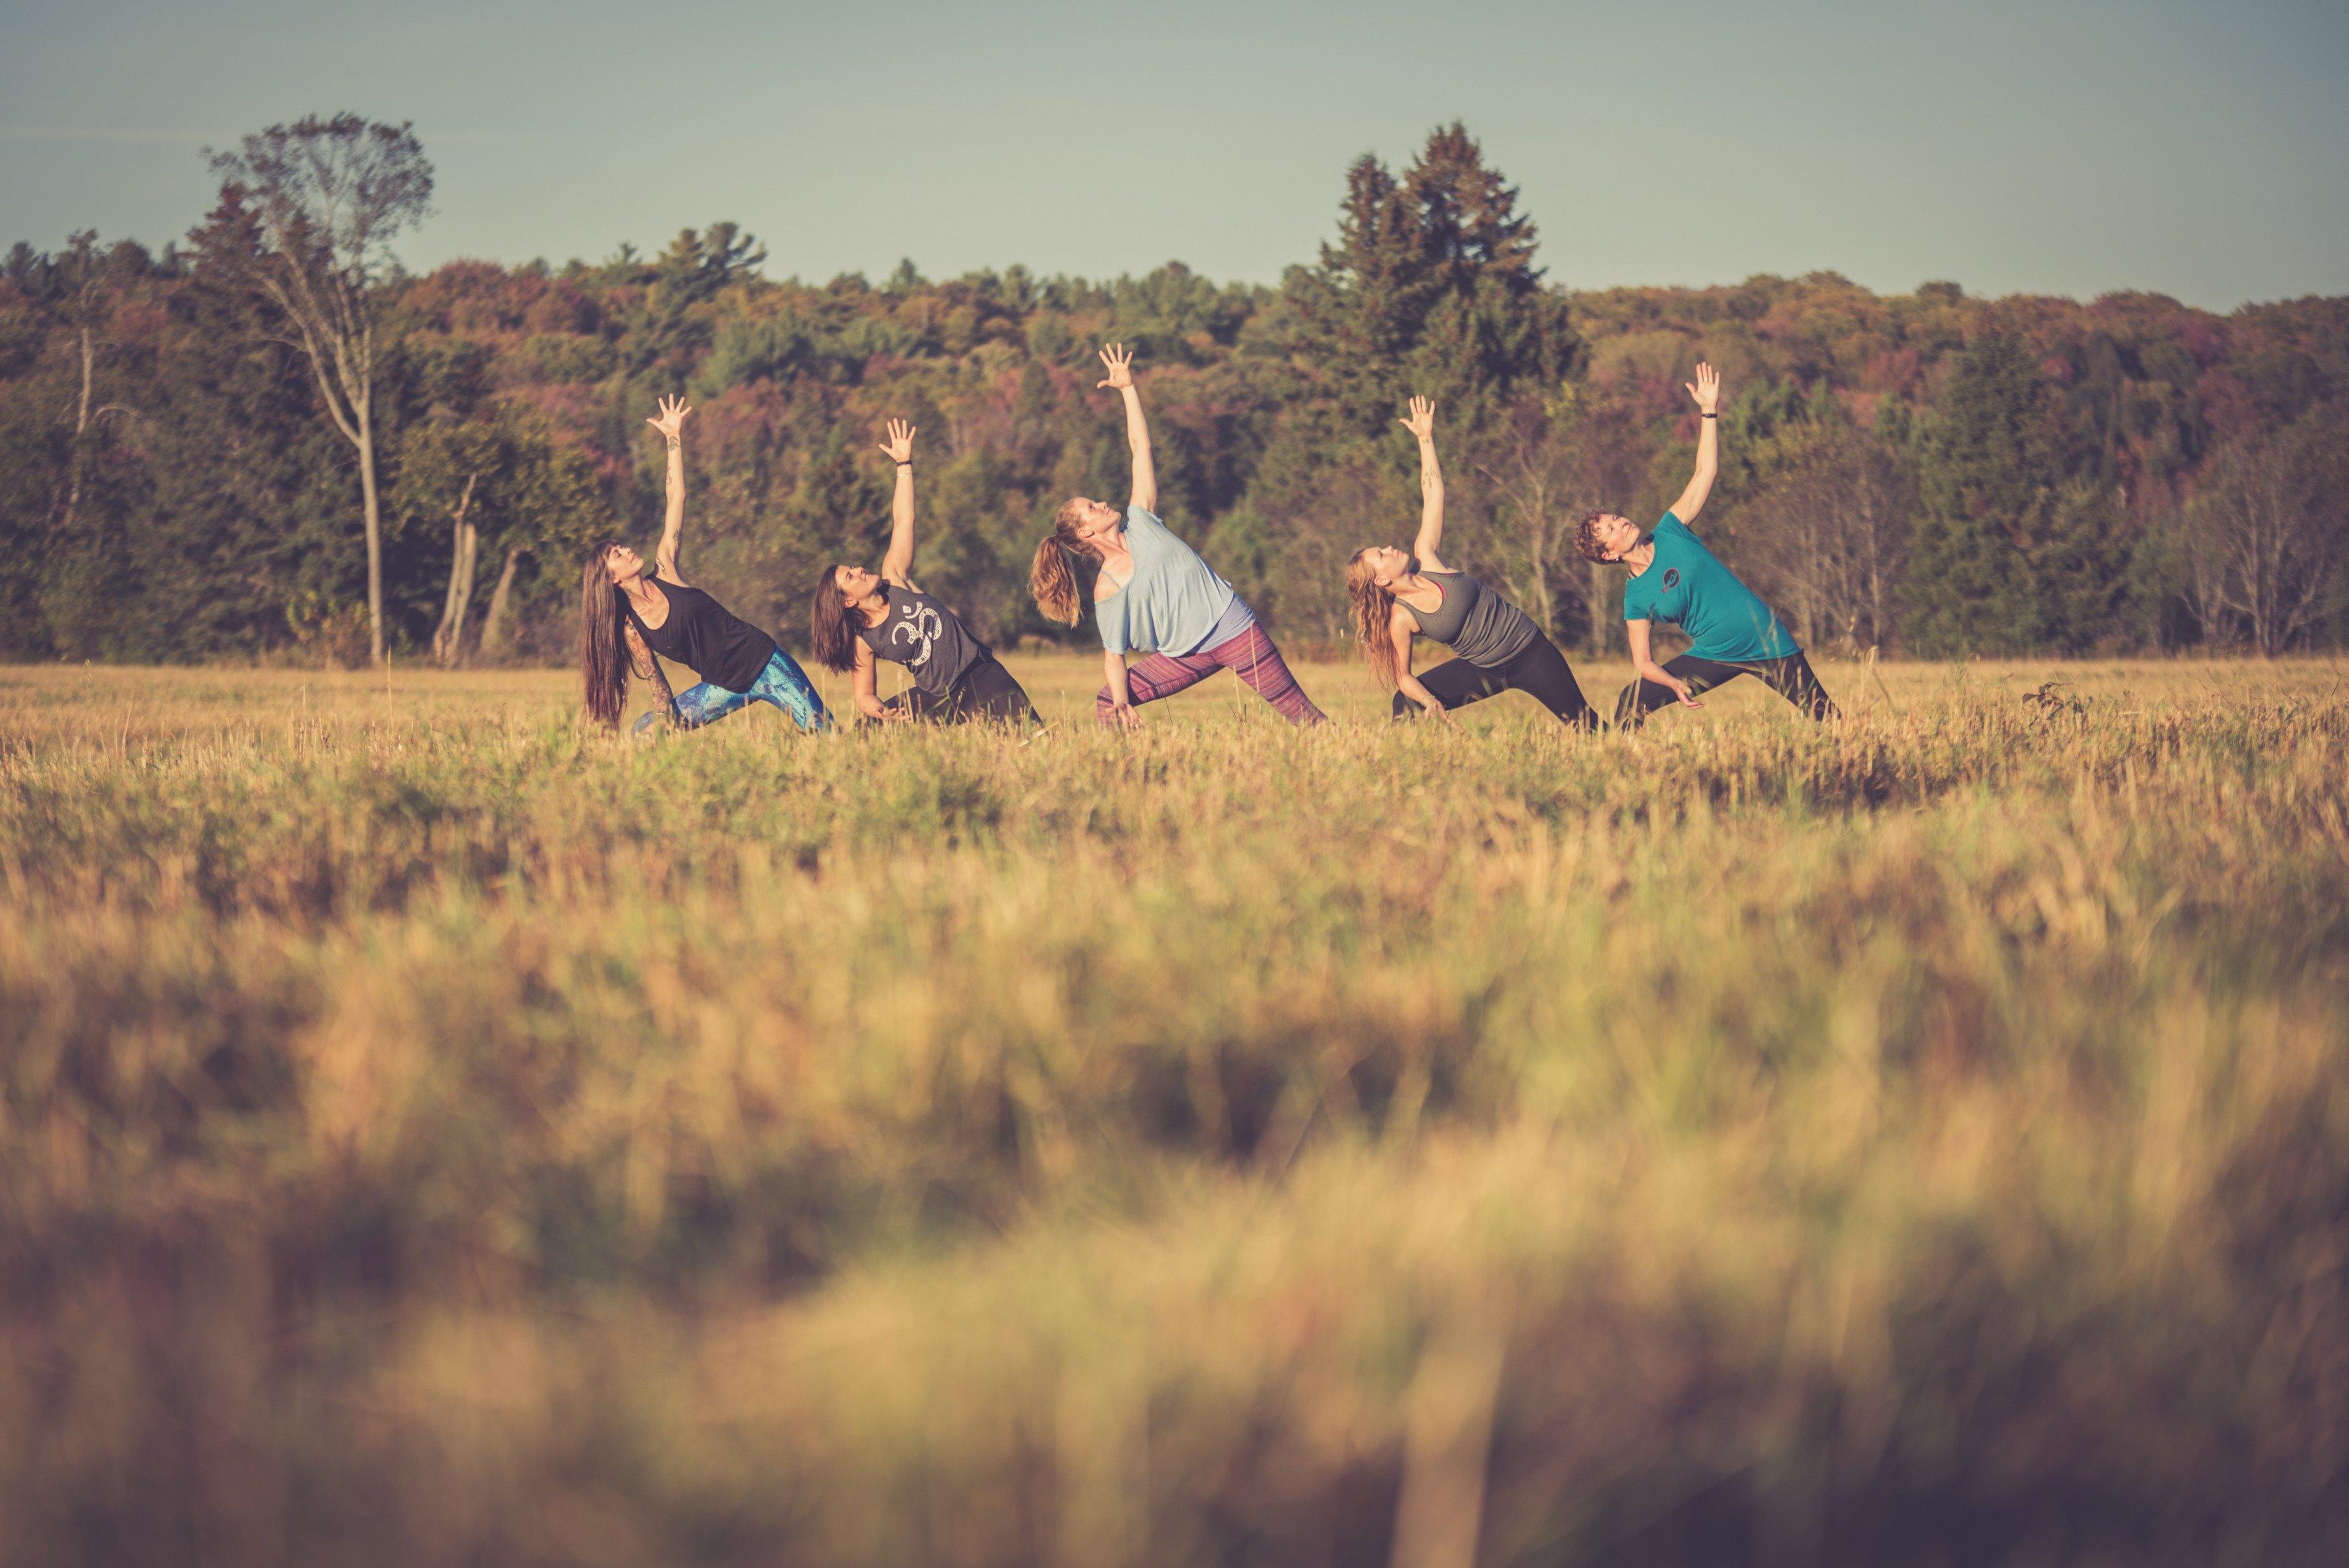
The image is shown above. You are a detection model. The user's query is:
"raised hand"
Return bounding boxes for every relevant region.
[1096,343,1136,392]
[877,418,916,465]
[1398,395,1436,442]
[647,394,692,443]
[1684,362,1721,415]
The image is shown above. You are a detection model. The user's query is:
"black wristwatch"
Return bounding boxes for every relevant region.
[1701,412,1718,420]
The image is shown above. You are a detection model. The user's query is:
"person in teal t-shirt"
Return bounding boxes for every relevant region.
[1574,361,1837,728]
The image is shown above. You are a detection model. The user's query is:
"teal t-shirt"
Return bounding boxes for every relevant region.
[1620,512,1799,662]
[1094,505,1238,656]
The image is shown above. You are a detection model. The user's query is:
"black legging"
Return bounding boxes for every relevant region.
[1614,651,1837,729]
[879,653,1036,725]
[1392,634,1598,729]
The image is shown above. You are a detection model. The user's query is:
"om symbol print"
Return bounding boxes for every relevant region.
[890,602,945,668]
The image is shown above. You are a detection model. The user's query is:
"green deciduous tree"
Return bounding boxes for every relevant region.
[393,405,602,666]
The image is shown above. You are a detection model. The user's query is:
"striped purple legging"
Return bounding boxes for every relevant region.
[1098,621,1327,726]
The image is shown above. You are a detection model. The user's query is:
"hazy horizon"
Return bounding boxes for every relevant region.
[5,0,2346,311]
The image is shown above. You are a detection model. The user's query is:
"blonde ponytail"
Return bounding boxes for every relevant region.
[1030,499,1098,627]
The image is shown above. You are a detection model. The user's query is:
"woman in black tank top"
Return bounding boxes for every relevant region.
[579,397,830,735]
[806,420,1036,726]
[1343,397,1597,730]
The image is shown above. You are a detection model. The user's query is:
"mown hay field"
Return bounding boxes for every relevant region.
[3,654,2346,1567]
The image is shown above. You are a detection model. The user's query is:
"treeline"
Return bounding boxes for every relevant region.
[3,119,2346,666]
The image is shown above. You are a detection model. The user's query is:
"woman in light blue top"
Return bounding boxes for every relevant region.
[1030,345,1325,727]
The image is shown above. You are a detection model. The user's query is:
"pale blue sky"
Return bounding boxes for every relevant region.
[3,0,2344,308]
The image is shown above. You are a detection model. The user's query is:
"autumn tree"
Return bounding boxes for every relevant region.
[194,115,433,666]
[2176,405,2349,654]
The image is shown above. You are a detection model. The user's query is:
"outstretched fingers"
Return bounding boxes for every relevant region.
[1684,361,1721,409]
[876,418,917,461]
[1096,341,1136,390]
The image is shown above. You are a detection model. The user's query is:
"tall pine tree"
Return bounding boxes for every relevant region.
[1284,123,1576,444]
[1905,331,2057,654]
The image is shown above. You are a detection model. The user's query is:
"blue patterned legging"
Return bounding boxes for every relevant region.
[634,648,831,735]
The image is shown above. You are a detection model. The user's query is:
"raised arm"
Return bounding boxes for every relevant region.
[647,394,692,582]
[876,418,917,587]
[1398,396,1451,571]
[1098,343,1155,515]
[1667,363,1721,523]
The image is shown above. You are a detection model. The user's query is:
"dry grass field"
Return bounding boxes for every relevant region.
[3,653,2346,1567]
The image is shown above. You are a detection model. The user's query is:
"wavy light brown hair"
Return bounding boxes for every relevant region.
[1029,499,1099,626]
[808,565,865,672]
[1345,549,1403,688]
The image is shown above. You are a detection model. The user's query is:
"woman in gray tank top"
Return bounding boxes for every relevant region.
[1344,398,1597,728]
[808,420,1035,726]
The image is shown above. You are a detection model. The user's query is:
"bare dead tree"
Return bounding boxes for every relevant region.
[1477,401,1572,640]
[429,470,482,667]
[202,115,433,667]
[2180,417,2348,655]
[476,546,523,660]
[1741,425,1912,653]
[46,232,138,544]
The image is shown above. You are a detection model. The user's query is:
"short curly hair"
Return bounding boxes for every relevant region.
[1574,511,1617,564]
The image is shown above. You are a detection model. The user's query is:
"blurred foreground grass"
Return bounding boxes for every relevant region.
[3,655,2346,1566]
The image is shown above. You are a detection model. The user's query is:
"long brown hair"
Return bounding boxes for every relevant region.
[1346,549,1403,688]
[808,565,864,672]
[1029,499,1098,626]
[578,542,678,728]
[580,542,632,726]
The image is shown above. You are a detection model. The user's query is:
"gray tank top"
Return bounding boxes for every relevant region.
[1400,569,1539,668]
[856,584,986,700]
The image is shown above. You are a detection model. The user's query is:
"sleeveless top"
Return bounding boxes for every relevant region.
[1400,568,1540,668]
[624,580,777,693]
[855,584,987,701]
